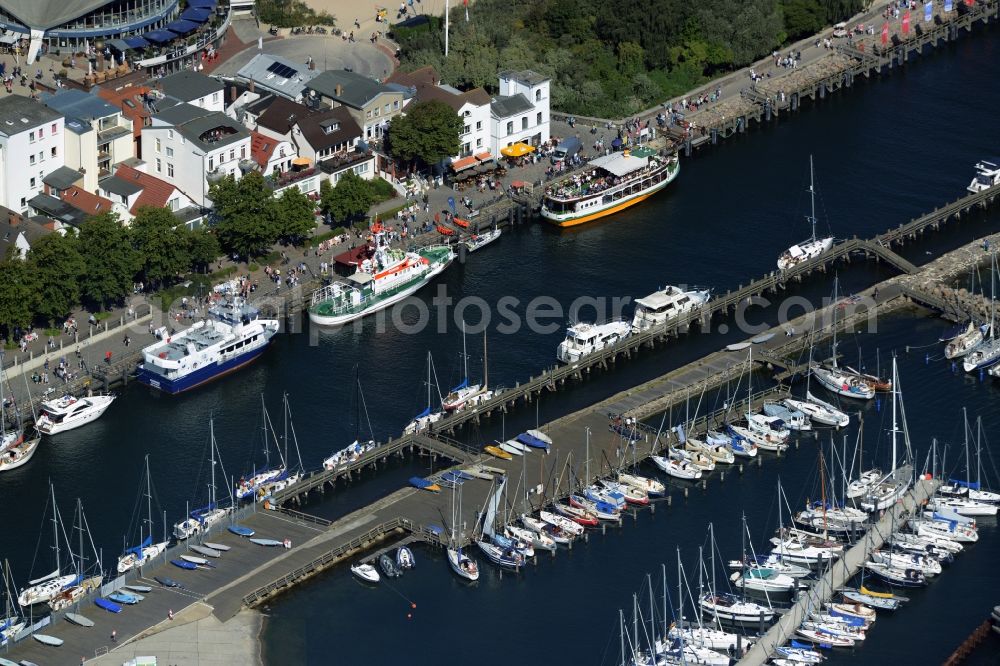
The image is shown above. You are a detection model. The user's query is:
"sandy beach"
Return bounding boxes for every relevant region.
[303,0,451,34]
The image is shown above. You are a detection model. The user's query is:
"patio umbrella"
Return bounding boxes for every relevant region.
[500,143,535,158]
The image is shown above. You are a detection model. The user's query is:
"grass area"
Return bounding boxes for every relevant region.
[94,311,112,321]
[379,203,409,220]
[44,328,62,337]
[307,227,349,248]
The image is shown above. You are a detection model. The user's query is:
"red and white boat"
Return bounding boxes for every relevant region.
[553,502,599,527]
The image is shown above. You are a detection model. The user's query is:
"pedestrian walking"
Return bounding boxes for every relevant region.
[111,629,117,643]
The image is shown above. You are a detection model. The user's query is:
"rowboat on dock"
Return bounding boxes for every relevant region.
[228,525,254,537]
[32,633,63,647]
[65,612,94,627]
[409,476,441,492]
[94,598,122,613]
[484,445,512,460]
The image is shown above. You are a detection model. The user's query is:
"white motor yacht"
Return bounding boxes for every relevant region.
[36,393,115,435]
[967,159,1000,193]
[556,320,632,363]
[631,285,710,332]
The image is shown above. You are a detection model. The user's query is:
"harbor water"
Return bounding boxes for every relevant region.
[3,24,1000,666]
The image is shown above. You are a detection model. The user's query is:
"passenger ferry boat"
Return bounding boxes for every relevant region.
[308,223,454,327]
[137,299,278,395]
[968,159,1000,193]
[540,147,679,227]
[556,321,632,363]
[631,285,710,332]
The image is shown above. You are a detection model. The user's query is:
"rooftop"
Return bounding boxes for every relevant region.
[499,70,550,86]
[60,186,113,215]
[99,174,143,198]
[295,107,361,152]
[254,96,314,135]
[28,194,89,228]
[250,130,280,168]
[387,66,490,112]
[158,71,224,104]
[236,53,318,100]
[0,95,62,134]
[114,164,181,213]
[177,112,249,152]
[0,0,112,31]
[0,208,50,260]
[490,93,534,119]
[41,89,118,123]
[305,70,396,109]
[42,166,85,191]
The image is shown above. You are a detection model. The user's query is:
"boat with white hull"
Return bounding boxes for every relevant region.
[946,321,988,359]
[777,157,833,271]
[699,593,774,623]
[36,393,115,435]
[308,223,454,327]
[784,394,849,427]
[118,456,168,573]
[631,285,710,333]
[556,320,631,363]
[967,158,1000,192]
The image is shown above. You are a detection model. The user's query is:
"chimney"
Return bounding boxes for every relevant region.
[248,79,255,93]
[9,212,20,226]
[335,84,343,97]
[230,85,237,103]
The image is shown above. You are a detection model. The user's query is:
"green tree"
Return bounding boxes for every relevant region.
[187,228,221,273]
[781,0,824,40]
[0,247,37,339]
[319,172,375,225]
[617,41,645,77]
[386,100,463,168]
[77,212,139,310]
[130,207,190,289]
[210,172,279,260]
[27,233,85,326]
[274,187,317,245]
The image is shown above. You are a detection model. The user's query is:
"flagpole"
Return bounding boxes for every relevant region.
[444,0,449,57]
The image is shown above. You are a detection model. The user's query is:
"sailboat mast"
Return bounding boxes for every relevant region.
[483,329,488,390]
[51,484,60,572]
[77,498,84,575]
[891,358,898,472]
[210,418,217,507]
[662,562,668,640]
[809,154,817,242]
[963,407,970,487]
[145,454,153,544]
[585,427,591,485]
[461,320,468,382]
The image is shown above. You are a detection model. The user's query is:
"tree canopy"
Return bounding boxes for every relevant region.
[77,212,141,310]
[0,248,37,339]
[320,172,376,226]
[27,233,84,325]
[386,100,463,167]
[210,172,281,260]
[131,206,191,289]
[394,0,866,117]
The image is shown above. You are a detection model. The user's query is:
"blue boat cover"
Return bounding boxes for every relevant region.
[154,576,179,587]
[186,0,217,7]
[165,19,200,35]
[95,598,122,613]
[415,406,431,418]
[180,7,212,22]
[228,525,254,536]
[948,479,981,490]
[171,559,197,570]
[124,35,149,48]
[125,534,152,557]
[449,379,468,392]
[790,640,812,649]
[516,432,549,450]
[143,30,177,43]
[409,476,433,489]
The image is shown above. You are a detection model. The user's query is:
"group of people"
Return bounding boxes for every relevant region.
[772,49,803,69]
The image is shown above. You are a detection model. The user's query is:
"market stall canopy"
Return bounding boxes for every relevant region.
[450,155,478,172]
[186,0,218,8]
[500,143,535,158]
[180,7,213,22]
[143,30,177,44]
[474,151,494,162]
[166,19,201,35]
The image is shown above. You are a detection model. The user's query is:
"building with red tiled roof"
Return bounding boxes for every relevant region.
[250,130,295,176]
[97,163,196,223]
[95,82,154,160]
[60,185,113,216]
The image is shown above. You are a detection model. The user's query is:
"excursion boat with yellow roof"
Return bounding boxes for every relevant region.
[540,147,679,227]
[308,222,454,326]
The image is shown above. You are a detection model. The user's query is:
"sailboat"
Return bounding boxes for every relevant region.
[174,419,232,540]
[18,486,80,606]
[235,395,300,501]
[782,346,849,428]
[812,278,874,400]
[968,253,1000,371]
[858,357,912,513]
[441,322,489,411]
[476,477,524,569]
[447,479,479,581]
[777,156,834,271]
[939,414,1000,504]
[48,499,103,612]
[1,561,26,644]
[0,361,24,454]
[324,372,377,471]
[257,393,305,499]
[0,368,40,473]
[404,352,444,434]
[117,456,168,573]
[699,525,775,624]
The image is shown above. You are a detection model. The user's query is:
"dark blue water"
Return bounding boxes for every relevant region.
[3,23,1000,666]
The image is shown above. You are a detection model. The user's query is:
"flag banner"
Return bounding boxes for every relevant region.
[925,1,933,21]
[881,22,889,46]
[902,10,911,34]
[447,197,456,213]
[945,0,953,10]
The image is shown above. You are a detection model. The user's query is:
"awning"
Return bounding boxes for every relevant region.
[143,30,177,44]
[106,38,131,52]
[187,0,218,7]
[166,19,201,35]
[124,35,150,48]
[292,157,311,166]
[474,151,493,162]
[0,34,18,45]
[450,155,478,172]
[500,142,535,158]
[180,7,213,22]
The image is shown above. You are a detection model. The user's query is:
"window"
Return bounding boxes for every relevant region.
[384,104,390,114]
[38,151,43,163]
[51,147,57,158]
[373,107,380,117]
[393,100,399,110]
[38,127,43,138]
[169,198,178,211]
[156,138,161,152]
[29,154,35,165]
[476,121,482,131]
[462,124,470,135]
[521,117,528,130]
[28,131,34,143]
[506,121,513,135]
[212,92,220,103]
[229,149,235,162]
[208,157,214,171]
[50,123,57,134]
[167,130,173,139]
[19,197,25,209]
[29,177,35,187]
[366,110,372,119]
[537,111,542,125]
[476,138,483,147]
[166,147,173,157]
[156,158,162,173]
[535,89,542,102]
[167,163,174,177]
[240,145,246,159]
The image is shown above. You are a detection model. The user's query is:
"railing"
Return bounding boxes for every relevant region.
[136,8,232,68]
[240,517,418,607]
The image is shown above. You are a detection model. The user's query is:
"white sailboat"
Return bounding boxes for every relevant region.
[323,372,377,471]
[117,455,168,573]
[447,479,479,581]
[48,499,104,612]
[1,560,26,644]
[858,357,912,512]
[174,419,232,540]
[811,278,874,400]
[966,253,1000,372]
[18,486,79,606]
[777,156,834,271]
[404,352,444,434]
[442,323,489,410]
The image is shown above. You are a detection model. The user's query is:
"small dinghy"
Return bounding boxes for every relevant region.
[95,598,122,613]
[378,553,401,578]
[32,633,63,647]
[396,546,415,570]
[516,432,550,452]
[249,538,284,547]
[483,444,513,460]
[204,542,231,551]
[752,333,776,344]
[189,545,222,558]
[65,612,94,627]
[228,525,255,537]
[180,554,209,566]
[154,576,180,588]
[108,591,140,605]
[0,658,18,666]
[124,584,152,593]
[726,342,752,351]
[351,563,380,584]
[408,476,441,492]
[171,559,198,570]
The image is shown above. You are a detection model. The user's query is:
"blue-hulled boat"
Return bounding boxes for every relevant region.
[94,598,122,613]
[108,592,140,605]
[170,559,198,570]
[516,432,550,452]
[154,576,180,588]
[475,540,523,570]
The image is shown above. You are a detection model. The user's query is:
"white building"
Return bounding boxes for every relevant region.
[234,53,319,102]
[0,95,65,213]
[491,70,550,154]
[98,163,197,224]
[42,89,134,193]
[141,102,252,207]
